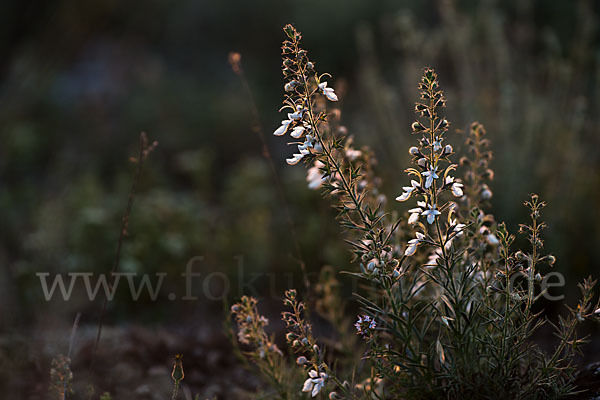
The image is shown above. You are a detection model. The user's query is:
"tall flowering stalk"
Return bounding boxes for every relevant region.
[274,25,396,266]
[396,68,464,259]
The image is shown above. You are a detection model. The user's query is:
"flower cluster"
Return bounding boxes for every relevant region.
[272,24,395,281]
[281,289,333,397]
[302,369,328,397]
[396,68,464,257]
[272,24,338,167]
[229,24,600,400]
[354,314,377,339]
[231,296,282,359]
[459,122,494,208]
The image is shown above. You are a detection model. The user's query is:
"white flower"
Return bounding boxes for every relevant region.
[297,144,310,155]
[433,139,442,151]
[307,161,326,189]
[291,125,305,139]
[445,176,463,197]
[421,204,441,224]
[408,201,427,224]
[286,153,304,165]
[454,222,466,236]
[405,232,425,256]
[408,208,421,224]
[452,182,463,197]
[318,81,338,101]
[302,369,327,397]
[273,120,292,136]
[422,166,439,189]
[395,180,420,202]
[288,106,305,121]
[593,308,600,316]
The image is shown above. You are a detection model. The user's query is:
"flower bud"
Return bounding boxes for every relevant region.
[367,258,379,271]
[481,185,493,200]
[409,146,419,156]
[296,356,307,365]
[515,251,527,261]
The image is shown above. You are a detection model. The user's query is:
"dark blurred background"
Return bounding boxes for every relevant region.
[1,0,599,398]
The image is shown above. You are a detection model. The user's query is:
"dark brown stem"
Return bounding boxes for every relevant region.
[90,132,151,368]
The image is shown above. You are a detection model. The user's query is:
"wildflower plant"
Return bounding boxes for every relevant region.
[230,296,289,396]
[230,24,600,399]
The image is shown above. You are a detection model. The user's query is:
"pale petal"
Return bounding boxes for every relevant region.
[452,184,463,197]
[396,191,411,202]
[425,176,433,189]
[427,214,435,224]
[408,212,419,224]
[290,126,305,138]
[324,88,338,101]
[311,383,321,397]
[302,379,313,392]
[286,154,303,165]
[288,111,303,120]
[405,243,417,256]
[273,121,290,136]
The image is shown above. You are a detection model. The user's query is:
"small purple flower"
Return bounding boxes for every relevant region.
[355,315,377,339]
